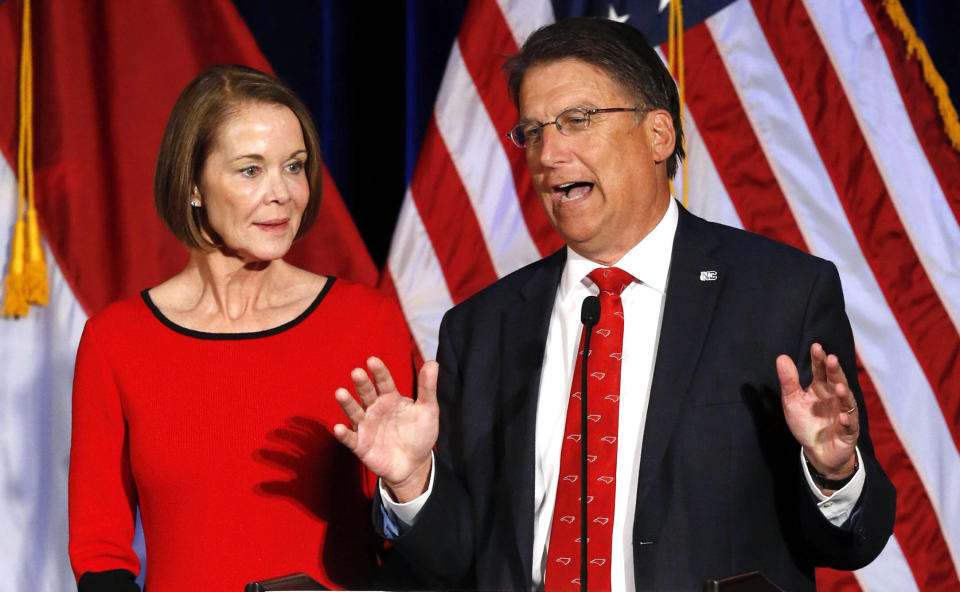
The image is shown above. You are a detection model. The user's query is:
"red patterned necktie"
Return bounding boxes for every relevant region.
[545,267,633,592]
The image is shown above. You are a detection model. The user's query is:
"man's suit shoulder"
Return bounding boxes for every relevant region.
[442,248,565,323]
[686,209,834,276]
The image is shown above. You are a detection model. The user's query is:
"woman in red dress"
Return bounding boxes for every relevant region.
[68,65,414,592]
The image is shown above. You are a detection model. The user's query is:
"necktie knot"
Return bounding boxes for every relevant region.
[588,267,634,296]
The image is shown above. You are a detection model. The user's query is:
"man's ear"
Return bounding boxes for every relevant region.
[647,110,676,163]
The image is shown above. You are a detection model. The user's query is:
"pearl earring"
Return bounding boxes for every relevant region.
[190,199,201,208]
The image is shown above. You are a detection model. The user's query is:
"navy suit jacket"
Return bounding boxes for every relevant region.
[380,204,896,591]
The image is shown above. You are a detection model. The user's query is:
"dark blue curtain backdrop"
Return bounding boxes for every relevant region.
[232,0,958,269]
[233,0,466,267]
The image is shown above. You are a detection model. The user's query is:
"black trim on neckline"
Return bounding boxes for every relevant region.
[140,277,336,341]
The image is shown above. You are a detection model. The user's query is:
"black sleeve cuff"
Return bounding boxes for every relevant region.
[78,569,140,592]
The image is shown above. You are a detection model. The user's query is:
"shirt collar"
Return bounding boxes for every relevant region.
[559,198,679,298]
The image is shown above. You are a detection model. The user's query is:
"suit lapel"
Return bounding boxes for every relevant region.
[499,249,566,584]
[635,206,726,509]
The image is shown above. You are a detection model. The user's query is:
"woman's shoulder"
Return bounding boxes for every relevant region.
[79,292,157,351]
[86,292,152,329]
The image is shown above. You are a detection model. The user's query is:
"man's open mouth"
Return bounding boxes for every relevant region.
[555,181,594,203]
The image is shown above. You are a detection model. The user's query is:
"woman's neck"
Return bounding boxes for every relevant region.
[147,244,325,334]
[177,249,296,325]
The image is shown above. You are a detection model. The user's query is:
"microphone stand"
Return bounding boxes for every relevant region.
[579,296,600,592]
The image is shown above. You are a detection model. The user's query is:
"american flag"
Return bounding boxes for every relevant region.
[384,1,960,590]
[0,0,957,590]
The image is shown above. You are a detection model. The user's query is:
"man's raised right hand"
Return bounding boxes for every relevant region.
[333,357,439,502]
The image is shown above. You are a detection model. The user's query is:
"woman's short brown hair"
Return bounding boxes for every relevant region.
[154,64,323,249]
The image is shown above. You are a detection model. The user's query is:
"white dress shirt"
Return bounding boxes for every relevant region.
[382,198,864,592]
[531,199,680,591]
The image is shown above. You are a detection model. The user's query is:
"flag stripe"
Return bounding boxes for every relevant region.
[816,567,866,592]
[664,86,745,230]
[686,17,955,587]
[804,0,960,339]
[457,0,562,257]
[858,366,960,589]
[750,0,960,465]
[858,0,960,226]
[435,44,542,275]
[797,8,960,576]
[496,0,554,48]
[387,190,454,359]
[707,0,960,575]
[410,117,500,304]
[854,533,922,592]
[679,25,807,251]
[378,268,427,368]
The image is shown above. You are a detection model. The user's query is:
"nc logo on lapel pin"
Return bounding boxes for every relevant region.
[699,270,718,281]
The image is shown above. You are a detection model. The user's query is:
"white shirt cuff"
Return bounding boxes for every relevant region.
[801,447,865,526]
[379,451,436,528]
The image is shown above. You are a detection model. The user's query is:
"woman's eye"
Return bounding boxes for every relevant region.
[240,166,259,177]
[287,161,305,173]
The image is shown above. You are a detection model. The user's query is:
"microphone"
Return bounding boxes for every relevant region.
[581,295,600,327]
[578,295,600,592]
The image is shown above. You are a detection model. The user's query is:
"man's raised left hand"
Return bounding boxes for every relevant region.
[777,343,859,483]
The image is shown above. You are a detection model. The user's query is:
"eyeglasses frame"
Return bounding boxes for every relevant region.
[505,105,648,148]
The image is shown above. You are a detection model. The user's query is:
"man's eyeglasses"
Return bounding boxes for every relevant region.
[506,106,646,148]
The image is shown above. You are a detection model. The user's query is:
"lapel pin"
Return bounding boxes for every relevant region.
[699,270,718,281]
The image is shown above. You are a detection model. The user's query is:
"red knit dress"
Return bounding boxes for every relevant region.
[68,278,414,591]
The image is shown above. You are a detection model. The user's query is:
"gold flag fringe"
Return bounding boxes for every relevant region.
[667,0,689,207]
[882,0,960,151]
[3,0,46,318]
[25,207,47,305]
[2,219,28,317]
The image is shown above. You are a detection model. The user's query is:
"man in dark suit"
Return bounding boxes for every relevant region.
[334,17,896,592]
